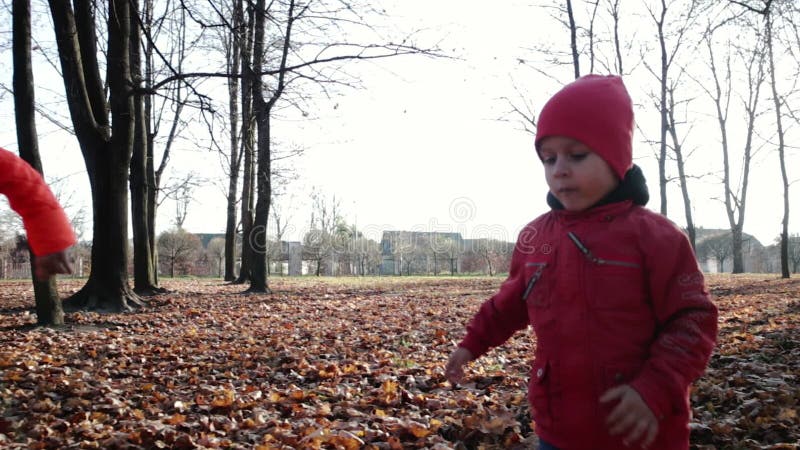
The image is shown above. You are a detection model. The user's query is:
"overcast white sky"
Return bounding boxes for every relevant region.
[0,0,797,247]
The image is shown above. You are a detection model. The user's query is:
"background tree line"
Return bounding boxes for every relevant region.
[510,0,797,277]
[1,0,798,326]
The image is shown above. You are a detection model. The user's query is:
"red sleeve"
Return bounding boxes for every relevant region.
[459,238,530,358]
[629,219,718,420]
[0,148,76,256]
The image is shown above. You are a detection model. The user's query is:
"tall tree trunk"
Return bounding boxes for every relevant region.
[13,0,64,326]
[765,10,790,278]
[610,0,623,74]
[247,0,271,293]
[247,0,296,292]
[225,0,244,282]
[666,86,695,250]
[234,2,256,284]
[129,0,159,295]
[587,0,599,73]
[566,0,580,79]
[144,0,158,286]
[48,0,143,311]
[142,0,185,289]
[657,0,669,216]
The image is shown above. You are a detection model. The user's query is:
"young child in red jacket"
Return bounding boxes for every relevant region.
[445,75,718,450]
[0,147,76,279]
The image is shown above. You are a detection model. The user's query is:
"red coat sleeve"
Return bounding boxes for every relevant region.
[0,148,76,256]
[629,218,718,420]
[459,243,530,358]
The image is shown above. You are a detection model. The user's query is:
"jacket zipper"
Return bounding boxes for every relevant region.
[522,262,547,300]
[567,232,640,268]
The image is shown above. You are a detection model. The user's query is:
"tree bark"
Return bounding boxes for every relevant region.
[248,0,297,292]
[765,10,790,278]
[610,0,623,74]
[666,86,695,250]
[234,1,256,285]
[247,2,271,291]
[225,0,244,282]
[657,0,669,216]
[144,0,158,287]
[129,0,160,295]
[566,0,580,79]
[13,0,65,326]
[48,0,144,311]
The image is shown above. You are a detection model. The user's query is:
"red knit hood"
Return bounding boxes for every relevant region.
[535,75,634,180]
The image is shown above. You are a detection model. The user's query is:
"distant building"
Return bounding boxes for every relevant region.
[378,231,513,276]
[192,233,303,276]
[694,228,765,273]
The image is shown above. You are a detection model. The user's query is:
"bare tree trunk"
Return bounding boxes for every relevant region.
[657,0,669,216]
[234,2,256,285]
[224,0,243,282]
[13,0,64,326]
[610,0,623,74]
[48,0,144,311]
[765,10,790,278]
[144,0,158,287]
[129,0,159,295]
[588,0,600,73]
[248,0,296,293]
[566,0,581,78]
[666,84,695,250]
[141,0,186,291]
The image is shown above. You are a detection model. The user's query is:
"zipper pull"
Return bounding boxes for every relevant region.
[522,264,546,301]
[567,232,598,263]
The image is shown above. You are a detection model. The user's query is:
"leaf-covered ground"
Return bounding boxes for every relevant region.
[0,275,797,449]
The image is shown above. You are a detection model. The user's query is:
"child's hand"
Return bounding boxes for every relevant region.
[600,384,658,448]
[34,251,73,280]
[444,347,473,385]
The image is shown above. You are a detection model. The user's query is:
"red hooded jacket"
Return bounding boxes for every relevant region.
[459,200,718,450]
[0,148,76,255]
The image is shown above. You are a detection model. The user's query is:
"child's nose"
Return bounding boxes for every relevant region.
[552,158,569,176]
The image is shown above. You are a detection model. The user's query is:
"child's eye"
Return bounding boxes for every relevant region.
[542,156,556,165]
[570,153,588,161]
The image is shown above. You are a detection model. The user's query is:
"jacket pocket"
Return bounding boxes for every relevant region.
[529,359,554,430]
[589,257,645,310]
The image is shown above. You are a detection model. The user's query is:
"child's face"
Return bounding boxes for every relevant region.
[539,136,620,212]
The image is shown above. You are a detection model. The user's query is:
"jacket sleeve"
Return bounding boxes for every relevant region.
[629,219,718,420]
[0,148,77,256]
[459,241,530,359]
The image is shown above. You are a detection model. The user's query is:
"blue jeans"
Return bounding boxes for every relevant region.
[539,440,560,450]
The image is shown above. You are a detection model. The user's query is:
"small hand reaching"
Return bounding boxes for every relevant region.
[600,384,659,448]
[445,347,473,385]
[34,251,73,280]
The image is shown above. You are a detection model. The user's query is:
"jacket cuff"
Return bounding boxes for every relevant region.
[458,335,487,360]
[23,209,76,256]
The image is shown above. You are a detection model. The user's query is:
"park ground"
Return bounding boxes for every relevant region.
[0,275,797,449]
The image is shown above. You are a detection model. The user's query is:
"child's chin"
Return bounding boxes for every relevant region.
[562,202,589,212]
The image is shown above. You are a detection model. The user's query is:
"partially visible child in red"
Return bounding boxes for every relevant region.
[0,147,76,279]
[445,75,718,450]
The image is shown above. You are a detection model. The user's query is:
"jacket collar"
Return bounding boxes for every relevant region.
[552,200,634,223]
